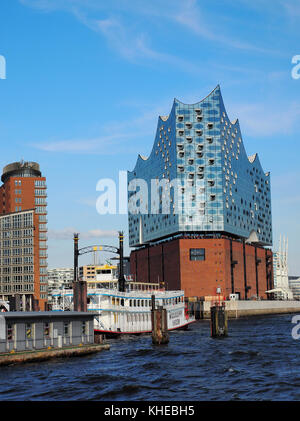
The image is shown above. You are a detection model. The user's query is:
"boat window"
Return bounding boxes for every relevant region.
[120,299,124,307]
[133,299,136,307]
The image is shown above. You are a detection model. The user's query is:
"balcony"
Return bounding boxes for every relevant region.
[35,208,47,214]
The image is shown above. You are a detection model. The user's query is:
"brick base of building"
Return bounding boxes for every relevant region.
[130,237,274,300]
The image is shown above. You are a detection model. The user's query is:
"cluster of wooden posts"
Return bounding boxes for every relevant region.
[150,295,228,345]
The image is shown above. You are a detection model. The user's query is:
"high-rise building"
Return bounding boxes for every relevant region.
[0,161,48,310]
[128,86,274,299]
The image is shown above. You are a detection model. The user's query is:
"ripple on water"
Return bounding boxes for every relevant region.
[0,315,299,401]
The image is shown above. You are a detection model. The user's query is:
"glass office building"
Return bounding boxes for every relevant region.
[128,85,272,248]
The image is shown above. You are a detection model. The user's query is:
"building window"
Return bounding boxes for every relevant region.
[44,322,50,338]
[63,322,69,336]
[6,323,14,341]
[82,321,88,335]
[190,248,205,261]
[26,323,32,339]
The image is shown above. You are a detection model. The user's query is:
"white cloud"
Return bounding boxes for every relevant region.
[226,101,300,137]
[31,99,173,154]
[20,0,201,73]
[48,227,118,240]
[31,133,134,155]
[168,0,278,54]
[77,197,97,207]
[19,0,278,78]
[81,15,202,74]
[280,0,300,17]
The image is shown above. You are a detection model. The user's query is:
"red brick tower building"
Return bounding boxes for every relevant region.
[0,161,48,310]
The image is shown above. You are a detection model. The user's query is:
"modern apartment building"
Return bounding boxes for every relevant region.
[48,268,73,292]
[128,86,274,299]
[289,277,300,300]
[0,161,48,310]
[79,264,118,287]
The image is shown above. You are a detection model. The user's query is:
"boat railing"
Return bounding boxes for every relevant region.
[90,300,184,313]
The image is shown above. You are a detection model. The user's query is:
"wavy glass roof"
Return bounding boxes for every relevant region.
[128,86,272,247]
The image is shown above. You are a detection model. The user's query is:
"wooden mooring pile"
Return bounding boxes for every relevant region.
[151,295,169,345]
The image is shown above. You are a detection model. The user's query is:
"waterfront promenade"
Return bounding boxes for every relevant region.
[188,299,300,319]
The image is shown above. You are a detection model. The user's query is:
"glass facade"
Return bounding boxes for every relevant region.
[128,86,272,247]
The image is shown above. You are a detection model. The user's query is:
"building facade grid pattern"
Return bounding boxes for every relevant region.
[128,86,272,247]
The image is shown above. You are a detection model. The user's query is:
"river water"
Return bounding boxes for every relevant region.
[1,314,300,401]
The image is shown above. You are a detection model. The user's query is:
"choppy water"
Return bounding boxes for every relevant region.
[1,314,300,401]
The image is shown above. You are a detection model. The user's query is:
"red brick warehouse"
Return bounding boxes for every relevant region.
[130,236,273,300]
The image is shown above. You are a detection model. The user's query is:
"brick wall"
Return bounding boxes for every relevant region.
[130,237,273,300]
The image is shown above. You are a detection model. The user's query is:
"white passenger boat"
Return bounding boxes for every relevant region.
[50,287,195,336]
[49,264,195,336]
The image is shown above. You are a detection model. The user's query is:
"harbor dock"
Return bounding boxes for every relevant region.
[0,343,110,366]
[0,311,110,365]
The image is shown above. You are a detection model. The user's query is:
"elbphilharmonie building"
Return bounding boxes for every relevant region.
[128,85,272,247]
[128,86,273,299]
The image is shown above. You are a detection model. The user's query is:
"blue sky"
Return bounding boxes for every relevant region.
[0,0,300,273]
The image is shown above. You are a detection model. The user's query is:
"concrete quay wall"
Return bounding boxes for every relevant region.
[0,343,110,366]
[203,300,300,319]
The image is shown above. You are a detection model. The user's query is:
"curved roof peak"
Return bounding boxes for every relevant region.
[159,115,169,122]
[248,153,257,164]
[174,84,221,106]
